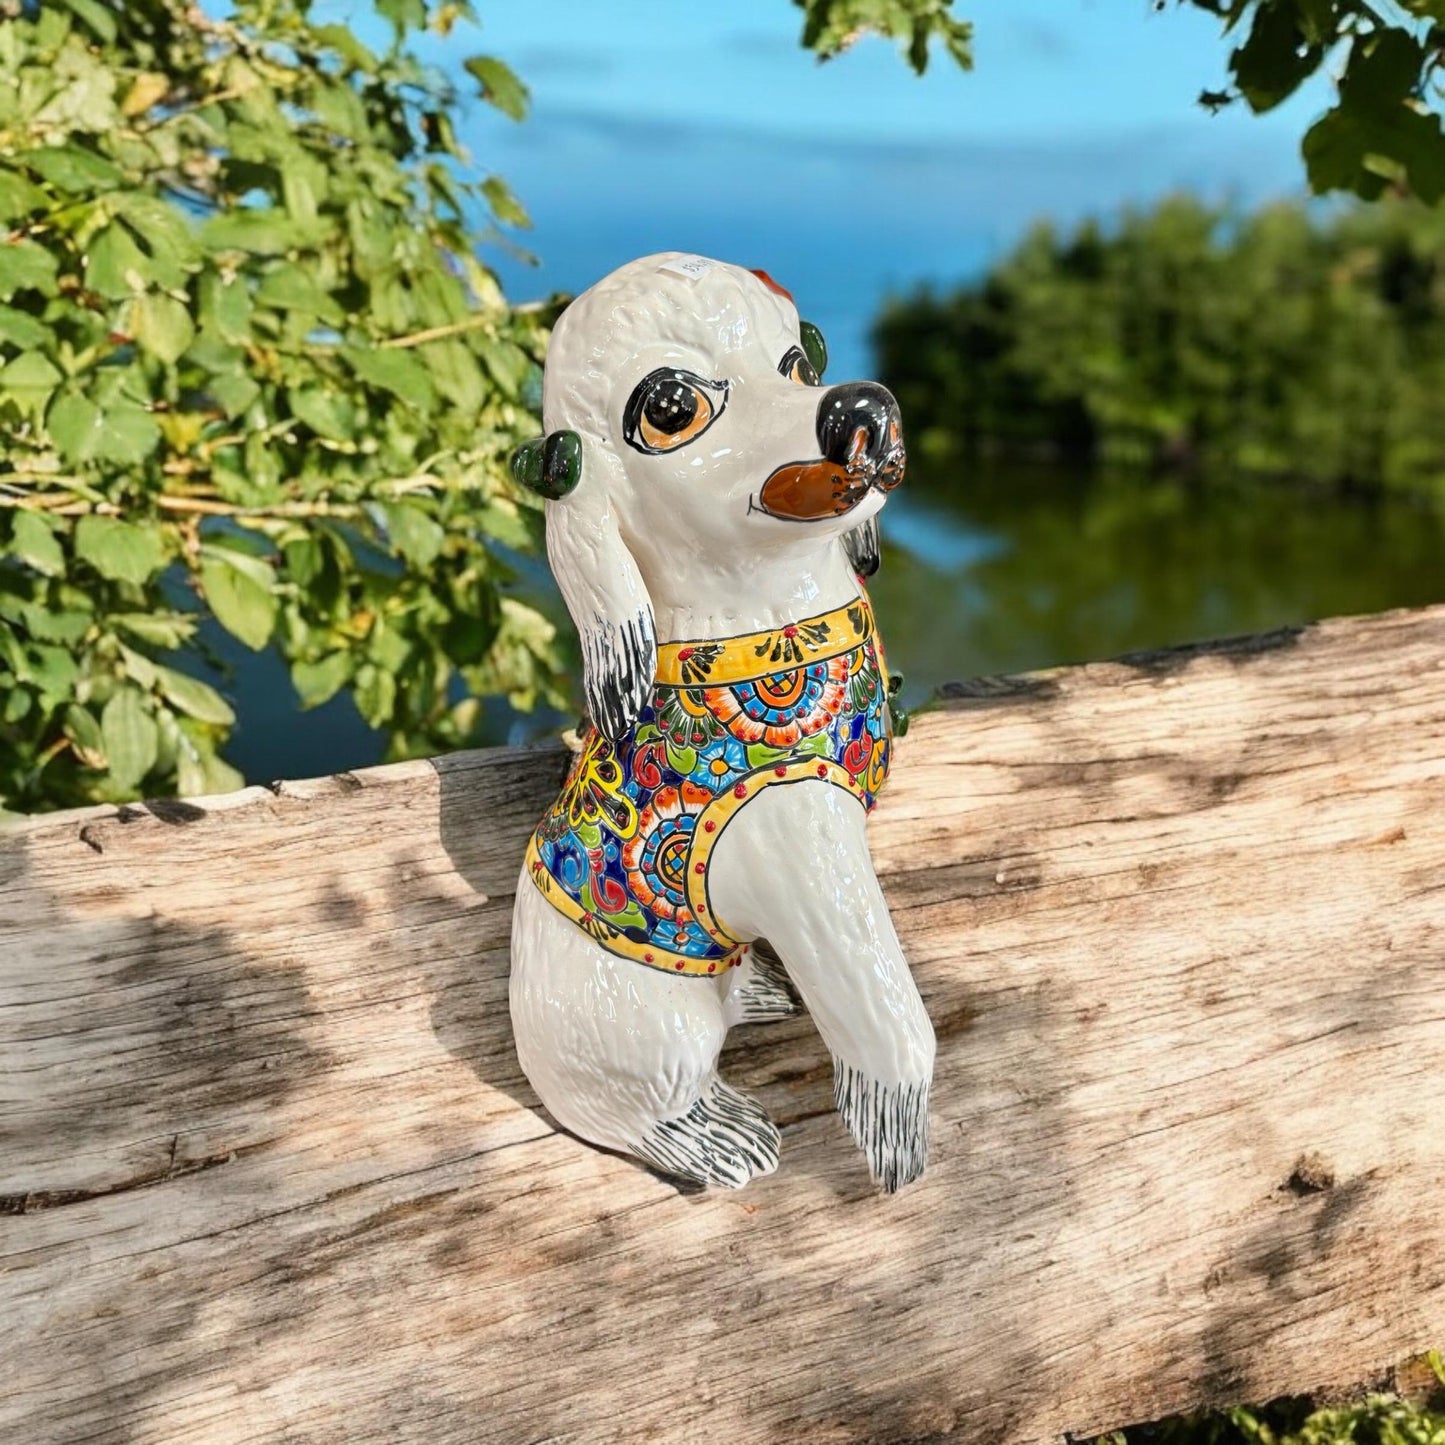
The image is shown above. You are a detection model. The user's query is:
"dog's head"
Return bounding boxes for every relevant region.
[515,253,905,742]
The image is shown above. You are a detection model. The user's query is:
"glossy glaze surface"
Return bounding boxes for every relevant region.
[508,254,935,1191]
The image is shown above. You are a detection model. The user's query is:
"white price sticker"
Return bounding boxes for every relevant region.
[657,255,717,282]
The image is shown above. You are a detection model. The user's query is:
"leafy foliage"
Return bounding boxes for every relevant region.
[875,194,1445,495]
[1185,0,1445,205]
[0,0,564,813]
[804,0,1445,204]
[794,0,973,72]
[1090,1356,1445,1444]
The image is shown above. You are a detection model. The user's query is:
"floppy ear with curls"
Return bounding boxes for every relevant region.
[512,430,657,744]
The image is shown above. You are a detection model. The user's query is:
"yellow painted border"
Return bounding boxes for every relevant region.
[524,835,743,977]
[654,595,874,687]
[684,760,868,946]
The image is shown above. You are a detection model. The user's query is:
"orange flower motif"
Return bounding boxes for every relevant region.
[704,655,849,748]
[620,781,711,922]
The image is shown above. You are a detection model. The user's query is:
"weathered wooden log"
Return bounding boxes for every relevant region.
[2,606,1443,1445]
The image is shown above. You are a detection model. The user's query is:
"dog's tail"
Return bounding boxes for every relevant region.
[706,785,936,1192]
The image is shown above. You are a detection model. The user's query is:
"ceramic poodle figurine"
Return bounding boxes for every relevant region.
[507,253,935,1192]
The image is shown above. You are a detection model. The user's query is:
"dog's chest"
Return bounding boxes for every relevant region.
[526,596,893,976]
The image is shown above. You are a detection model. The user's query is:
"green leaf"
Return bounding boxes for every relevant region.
[176,743,244,799]
[10,511,65,577]
[18,602,89,643]
[47,392,104,460]
[312,25,379,73]
[3,688,33,725]
[1230,3,1321,113]
[64,703,107,768]
[377,0,427,31]
[199,549,277,650]
[0,171,49,224]
[377,500,445,567]
[354,662,397,725]
[202,210,316,256]
[0,306,50,350]
[85,223,150,298]
[343,346,436,412]
[155,664,236,725]
[282,535,323,586]
[102,687,159,791]
[208,371,261,420]
[2,352,63,415]
[477,338,530,397]
[26,643,78,701]
[117,641,158,689]
[131,292,195,363]
[110,195,201,285]
[1341,30,1426,115]
[23,145,124,193]
[464,56,529,121]
[289,385,355,441]
[58,0,117,43]
[97,404,162,465]
[0,242,59,301]
[74,516,166,585]
[255,262,344,323]
[476,500,534,551]
[482,175,531,228]
[200,274,251,344]
[291,652,353,709]
[114,612,197,648]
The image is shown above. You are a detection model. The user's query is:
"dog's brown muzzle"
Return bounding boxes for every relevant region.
[757,382,906,522]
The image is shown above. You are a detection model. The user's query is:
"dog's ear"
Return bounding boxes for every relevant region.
[538,435,657,744]
[843,516,881,578]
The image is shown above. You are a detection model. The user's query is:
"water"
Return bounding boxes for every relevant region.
[215,463,1445,785]
[868,463,1445,703]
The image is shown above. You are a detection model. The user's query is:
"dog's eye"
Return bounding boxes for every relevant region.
[778,346,820,387]
[623,368,728,454]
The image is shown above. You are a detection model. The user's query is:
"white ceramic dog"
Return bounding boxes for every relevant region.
[508,253,935,1192]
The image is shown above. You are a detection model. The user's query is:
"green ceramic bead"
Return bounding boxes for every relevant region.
[511,436,545,492]
[799,320,828,381]
[541,429,582,499]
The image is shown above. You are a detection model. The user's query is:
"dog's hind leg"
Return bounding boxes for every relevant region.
[631,1075,780,1186]
[707,783,935,1192]
[510,875,779,1188]
[723,939,805,1027]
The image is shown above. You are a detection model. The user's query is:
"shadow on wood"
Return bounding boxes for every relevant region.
[2,606,1443,1444]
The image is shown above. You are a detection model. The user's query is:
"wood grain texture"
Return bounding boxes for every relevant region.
[2,606,1443,1445]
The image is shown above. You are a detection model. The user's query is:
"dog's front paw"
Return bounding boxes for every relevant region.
[632,1078,780,1189]
[833,1060,930,1193]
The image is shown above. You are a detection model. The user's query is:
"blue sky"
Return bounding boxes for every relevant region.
[354,1,1337,377]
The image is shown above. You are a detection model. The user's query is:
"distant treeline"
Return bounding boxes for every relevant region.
[874,196,1445,496]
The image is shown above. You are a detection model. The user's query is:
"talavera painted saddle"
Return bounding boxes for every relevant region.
[525,592,893,975]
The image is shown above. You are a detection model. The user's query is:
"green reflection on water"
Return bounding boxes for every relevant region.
[868,463,1445,708]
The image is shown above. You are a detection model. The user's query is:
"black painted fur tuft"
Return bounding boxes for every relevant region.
[583,608,656,743]
[735,939,805,1022]
[633,1078,780,1188]
[843,516,881,577]
[832,1058,929,1193]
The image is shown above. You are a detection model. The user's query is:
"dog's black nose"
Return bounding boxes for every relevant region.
[816,383,905,486]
